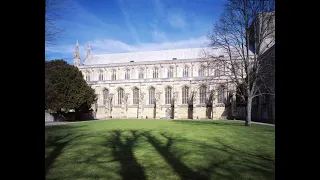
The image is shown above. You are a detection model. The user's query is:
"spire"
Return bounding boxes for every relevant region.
[73,40,80,67]
[87,43,91,56]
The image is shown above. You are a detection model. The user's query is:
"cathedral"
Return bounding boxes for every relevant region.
[74,43,237,120]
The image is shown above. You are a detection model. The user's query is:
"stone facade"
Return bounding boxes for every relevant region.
[74,46,236,119]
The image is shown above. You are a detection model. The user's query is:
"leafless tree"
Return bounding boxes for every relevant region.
[45,0,73,46]
[206,0,275,126]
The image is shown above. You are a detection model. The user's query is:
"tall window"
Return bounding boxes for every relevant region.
[117,88,124,105]
[149,87,155,104]
[139,68,144,79]
[199,86,206,104]
[99,70,104,81]
[167,66,174,78]
[125,69,130,80]
[183,66,189,77]
[199,65,205,77]
[218,86,226,103]
[133,87,139,105]
[111,69,117,80]
[103,88,109,105]
[153,67,159,78]
[214,69,220,77]
[182,86,189,104]
[86,72,91,81]
[165,86,172,104]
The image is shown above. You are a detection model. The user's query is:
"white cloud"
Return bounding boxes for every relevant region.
[168,13,187,29]
[45,36,209,60]
[152,30,168,42]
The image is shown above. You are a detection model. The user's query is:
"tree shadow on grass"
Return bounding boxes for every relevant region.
[143,131,218,180]
[45,124,89,178]
[45,134,85,177]
[143,131,274,180]
[105,130,146,180]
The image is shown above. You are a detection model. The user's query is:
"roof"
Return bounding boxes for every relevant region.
[82,47,253,66]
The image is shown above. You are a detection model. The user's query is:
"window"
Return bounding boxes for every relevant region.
[165,86,172,104]
[218,86,226,103]
[125,69,130,80]
[133,87,139,105]
[86,72,91,81]
[149,87,155,104]
[199,65,205,77]
[153,67,159,78]
[167,66,174,78]
[139,68,144,79]
[103,89,109,105]
[117,88,124,105]
[182,86,189,104]
[214,69,220,77]
[111,69,117,80]
[199,86,206,104]
[99,70,104,81]
[183,66,189,77]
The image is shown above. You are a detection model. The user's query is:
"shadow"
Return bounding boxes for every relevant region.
[206,105,212,119]
[45,133,84,176]
[106,130,146,180]
[143,131,211,180]
[188,105,193,119]
[153,103,156,119]
[145,132,274,180]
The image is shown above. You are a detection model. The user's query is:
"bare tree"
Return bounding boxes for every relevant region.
[207,0,275,126]
[45,0,73,46]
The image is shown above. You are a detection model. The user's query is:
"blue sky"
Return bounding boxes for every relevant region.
[45,0,225,64]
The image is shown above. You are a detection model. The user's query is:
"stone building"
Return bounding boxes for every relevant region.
[72,11,275,122]
[74,43,237,119]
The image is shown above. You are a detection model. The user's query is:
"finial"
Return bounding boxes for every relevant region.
[87,43,91,56]
[76,40,79,46]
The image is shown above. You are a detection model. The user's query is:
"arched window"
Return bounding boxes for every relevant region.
[182,86,189,104]
[199,65,205,77]
[149,87,155,104]
[99,70,104,81]
[86,71,91,81]
[165,86,172,104]
[133,87,139,105]
[153,67,159,78]
[183,66,189,77]
[139,68,144,79]
[218,86,226,103]
[214,69,220,77]
[199,85,206,104]
[125,69,130,80]
[117,88,124,105]
[111,69,117,80]
[103,88,109,105]
[167,66,174,78]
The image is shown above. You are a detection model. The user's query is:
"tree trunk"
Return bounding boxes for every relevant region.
[245,97,252,126]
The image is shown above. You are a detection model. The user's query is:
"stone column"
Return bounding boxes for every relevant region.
[210,89,215,118]
[108,94,114,117]
[231,91,237,119]
[139,93,145,119]
[192,89,198,119]
[175,64,178,77]
[173,91,178,119]
[156,91,162,119]
[191,63,194,77]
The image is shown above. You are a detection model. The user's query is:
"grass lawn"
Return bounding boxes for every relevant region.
[45,120,275,180]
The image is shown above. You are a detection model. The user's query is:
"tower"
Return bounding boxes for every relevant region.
[73,40,80,67]
[87,43,91,56]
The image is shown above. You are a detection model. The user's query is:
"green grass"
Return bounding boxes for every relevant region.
[45,120,275,180]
